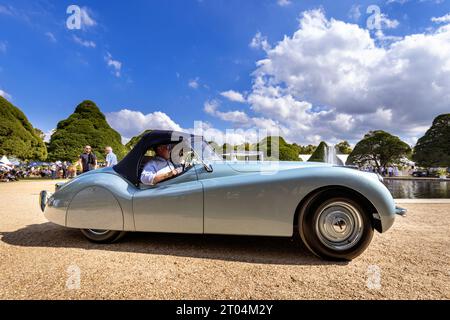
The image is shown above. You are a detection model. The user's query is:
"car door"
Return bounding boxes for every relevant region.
[197,162,295,237]
[132,166,204,233]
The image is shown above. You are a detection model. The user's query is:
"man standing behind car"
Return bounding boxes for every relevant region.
[79,145,97,174]
[105,146,118,167]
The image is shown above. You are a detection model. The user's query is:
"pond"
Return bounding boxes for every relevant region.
[383,179,450,199]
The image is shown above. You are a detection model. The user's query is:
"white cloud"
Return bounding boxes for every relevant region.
[0,41,6,53]
[73,35,96,48]
[220,90,246,103]
[80,7,96,29]
[375,29,403,43]
[105,52,122,77]
[380,13,400,29]
[44,129,55,143]
[431,13,450,24]
[107,8,450,147]
[45,32,56,43]
[204,100,249,124]
[277,0,291,6]
[249,32,271,51]
[348,4,361,21]
[188,77,200,89]
[208,8,450,145]
[0,89,12,100]
[106,109,183,140]
[106,107,271,146]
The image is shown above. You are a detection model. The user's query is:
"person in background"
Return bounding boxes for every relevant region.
[78,145,97,174]
[62,161,68,179]
[50,163,57,179]
[105,146,118,167]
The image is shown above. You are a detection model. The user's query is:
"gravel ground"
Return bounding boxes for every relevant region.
[0,180,449,300]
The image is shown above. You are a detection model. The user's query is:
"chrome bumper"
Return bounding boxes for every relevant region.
[395,206,407,217]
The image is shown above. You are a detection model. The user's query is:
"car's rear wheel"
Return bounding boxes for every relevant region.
[298,195,374,261]
[80,229,127,243]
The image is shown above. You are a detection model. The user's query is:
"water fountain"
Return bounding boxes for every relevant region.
[324,145,344,165]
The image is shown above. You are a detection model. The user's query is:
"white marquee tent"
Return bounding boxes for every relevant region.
[0,155,11,165]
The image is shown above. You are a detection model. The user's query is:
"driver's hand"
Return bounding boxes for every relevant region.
[175,167,183,174]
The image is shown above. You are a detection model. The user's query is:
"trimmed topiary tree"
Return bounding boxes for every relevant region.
[308,141,328,162]
[413,114,450,167]
[47,100,127,162]
[255,136,300,161]
[0,96,47,160]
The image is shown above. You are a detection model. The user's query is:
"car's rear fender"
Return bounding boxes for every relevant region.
[44,171,136,231]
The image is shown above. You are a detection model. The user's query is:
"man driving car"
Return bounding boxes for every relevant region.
[140,144,183,185]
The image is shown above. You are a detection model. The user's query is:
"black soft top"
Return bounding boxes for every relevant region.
[113,130,197,185]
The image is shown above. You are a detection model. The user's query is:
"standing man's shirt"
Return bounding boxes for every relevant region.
[80,152,97,173]
[141,156,180,185]
[106,152,118,167]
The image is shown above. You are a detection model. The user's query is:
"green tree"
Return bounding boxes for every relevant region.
[347,130,411,168]
[256,136,300,161]
[0,96,47,160]
[47,100,127,162]
[336,140,353,154]
[299,144,317,154]
[125,129,152,150]
[308,141,328,162]
[413,114,450,167]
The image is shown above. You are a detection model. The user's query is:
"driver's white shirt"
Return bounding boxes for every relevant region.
[140,156,176,185]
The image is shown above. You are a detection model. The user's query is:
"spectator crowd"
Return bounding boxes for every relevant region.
[0,146,118,182]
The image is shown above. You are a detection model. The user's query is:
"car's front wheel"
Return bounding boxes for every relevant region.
[299,195,374,261]
[80,229,127,243]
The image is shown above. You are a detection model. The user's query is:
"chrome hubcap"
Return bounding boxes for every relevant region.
[315,201,363,251]
[88,229,109,236]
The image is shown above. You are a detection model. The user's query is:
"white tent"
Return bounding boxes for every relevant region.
[0,163,11,171]
[0,155,11,165]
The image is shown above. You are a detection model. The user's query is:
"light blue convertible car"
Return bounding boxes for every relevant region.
[40,130,405,260]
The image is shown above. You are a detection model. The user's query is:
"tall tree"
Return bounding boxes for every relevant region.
[308,141,328,162]
[347,130,411,168]
[336,141,353,154]
[125,130,152,150]
[299,144,317,154]
[0,96,47,160]
[47,100,127,161]
[256,136,300,161]
[413,114,450,167]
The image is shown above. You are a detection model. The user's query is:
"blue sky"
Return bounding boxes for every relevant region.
[1,0,449,145]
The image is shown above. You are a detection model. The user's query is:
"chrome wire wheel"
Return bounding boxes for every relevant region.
[315,201,363,251]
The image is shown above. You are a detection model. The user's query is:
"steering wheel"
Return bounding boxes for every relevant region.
[180,150,195,171]
[170,143,196,172]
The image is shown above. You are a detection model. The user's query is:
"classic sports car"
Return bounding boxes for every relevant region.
[40,130,405,260]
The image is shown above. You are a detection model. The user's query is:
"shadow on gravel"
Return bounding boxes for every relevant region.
[0,222,348,266]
